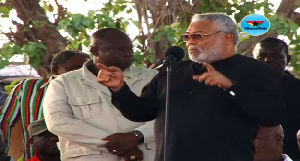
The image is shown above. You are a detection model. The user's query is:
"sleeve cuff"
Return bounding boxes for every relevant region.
[133,121,155,143]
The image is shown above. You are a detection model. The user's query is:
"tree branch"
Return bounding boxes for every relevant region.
[54,0,66,26]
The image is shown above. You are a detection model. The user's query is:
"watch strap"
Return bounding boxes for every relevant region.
[132,130,144,143]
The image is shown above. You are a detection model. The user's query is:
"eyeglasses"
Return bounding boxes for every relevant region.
[181,31,223,42]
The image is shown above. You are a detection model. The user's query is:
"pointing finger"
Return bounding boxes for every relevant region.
[202,62,215,72]
[96,63,108,70]
[107,66,122,73]
[197,73,208,82]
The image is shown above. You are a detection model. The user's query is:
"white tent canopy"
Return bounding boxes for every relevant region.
[0,64,39,77]
[0,54,40,82]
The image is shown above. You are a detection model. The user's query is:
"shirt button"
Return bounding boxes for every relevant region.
[117,111,122,117]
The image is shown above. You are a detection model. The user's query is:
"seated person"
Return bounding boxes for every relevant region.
[27,119,60,161]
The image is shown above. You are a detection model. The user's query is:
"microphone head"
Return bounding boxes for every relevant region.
[165,46,185,62]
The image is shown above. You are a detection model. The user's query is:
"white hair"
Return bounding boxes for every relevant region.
[191,13,240,45]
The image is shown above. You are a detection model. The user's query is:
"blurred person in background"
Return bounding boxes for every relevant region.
[0,50,90,160]
[27,119,60,161]
[253,37,300,160]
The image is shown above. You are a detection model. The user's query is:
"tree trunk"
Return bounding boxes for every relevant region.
[5,0,67,78]
[134,0,193,66]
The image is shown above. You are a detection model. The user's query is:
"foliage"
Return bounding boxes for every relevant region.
[153,22,189,60]
[0,43,21,69]
[290,35,300,74]
[57,0,134,51]
[4,79,20,94]
[154,23,187,47]
[23,42,48,68]
[0,42,47,69]
[0,0,136,71]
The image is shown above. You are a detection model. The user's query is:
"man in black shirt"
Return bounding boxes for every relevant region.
[97,13,285,161]
[253,37,300,160]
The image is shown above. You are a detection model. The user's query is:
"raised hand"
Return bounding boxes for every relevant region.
[192,62,233,89]
[96,63,125,92]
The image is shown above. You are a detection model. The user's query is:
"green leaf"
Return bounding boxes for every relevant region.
[153,32,164,42]
[31,20,41,28]
[82,17,94,27]
[72,14,83,31]
[13,45,23,53]
[87,10,96,17]
[0,58,9,69]
[36,42,47,50]
[0,6,11,17]
[57,19,71,30]
[30,55,42,68]
[126,8,132,14]
[290,24,299,32]
[167,32,175,43]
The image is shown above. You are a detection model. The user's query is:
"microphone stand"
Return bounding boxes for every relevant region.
[163,65,171,161]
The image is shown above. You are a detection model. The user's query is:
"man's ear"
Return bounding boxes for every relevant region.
[51,65,58,76]
[275,134,284,145]
[90,47,98,57]
[287,55,291,64]
[224,33,234,45]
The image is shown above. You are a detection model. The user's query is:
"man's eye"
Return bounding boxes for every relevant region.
[191,34,203,39]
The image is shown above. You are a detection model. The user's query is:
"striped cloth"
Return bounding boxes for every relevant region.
[0,78,49,160]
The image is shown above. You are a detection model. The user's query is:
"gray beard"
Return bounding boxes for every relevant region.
[189,46,224,63]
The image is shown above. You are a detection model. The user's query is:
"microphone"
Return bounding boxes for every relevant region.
[155,46,185,69]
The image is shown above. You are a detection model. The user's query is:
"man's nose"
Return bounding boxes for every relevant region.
[186,38,197,46]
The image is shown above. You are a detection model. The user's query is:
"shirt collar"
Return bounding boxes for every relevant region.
[123,65,143,79]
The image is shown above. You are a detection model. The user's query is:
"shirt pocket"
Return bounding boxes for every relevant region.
[68,96,102,119]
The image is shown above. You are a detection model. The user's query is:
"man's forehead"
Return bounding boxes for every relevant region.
[254,43,286,56]
[92,37,132,45]
[187,20,217,33]
[96,41,132,47]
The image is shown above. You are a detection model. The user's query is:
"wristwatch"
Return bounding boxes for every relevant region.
[132,130,144,143]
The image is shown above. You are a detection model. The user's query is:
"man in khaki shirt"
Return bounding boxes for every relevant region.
[43,28,157,161]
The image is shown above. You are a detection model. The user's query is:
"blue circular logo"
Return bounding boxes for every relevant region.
[240,14,270,36]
